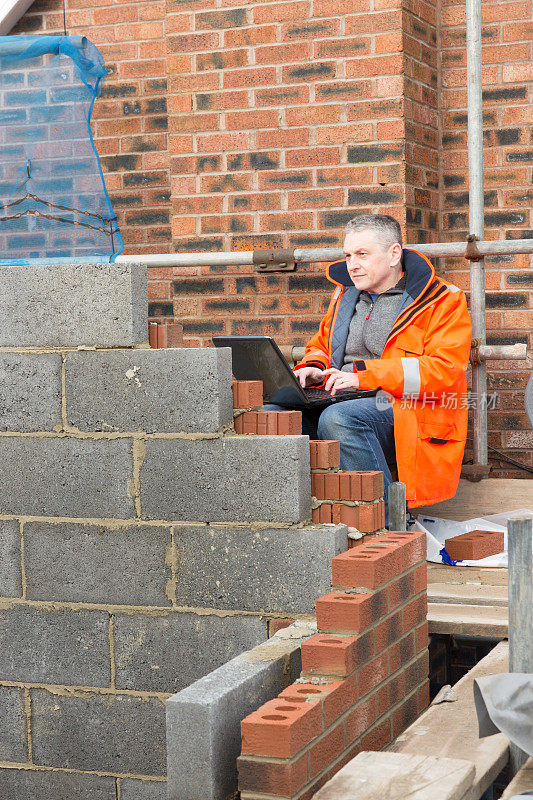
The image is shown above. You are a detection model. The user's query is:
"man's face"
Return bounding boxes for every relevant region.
[343,229,401,293]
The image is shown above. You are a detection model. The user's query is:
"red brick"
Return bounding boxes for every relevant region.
[417,679,430,713]
[269,618,295,637]
[402,594,428,633]
[276,410,303,435]
[241,697,323,758]
[444,529,505,561]
[309,722,345,779]
[332,504,360,528]
[312,507,321,523]
[415,562,427,593]
[316,590,387,635]
[381,530,426,569]
[360,716,392,751]
[233,380,263,408]
[344,695,376,745]
[388,571,416,609]
[360,471,384,500]
[404,651,430,694]
[375,673,406,717]
[322,673,358,726]
[332,545,402,589]
[358,652,389,697]
[324,472,340,501]
[415,621,429,653]
[301,634,361,677]
[357,502,380,533]
[374,608,403,653]
[311,473,326,499]
[243,411,258,434]
[310,440,340,469]
[338,471,363,501]
[302,630,374,677]
[388,631,415,674]
[318,504,332,524]
[237,752,308,796]
[392,692,419,738]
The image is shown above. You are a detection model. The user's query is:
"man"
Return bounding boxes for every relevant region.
[271,214,472,520]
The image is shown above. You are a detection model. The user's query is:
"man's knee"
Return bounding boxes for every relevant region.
[317,403,346,440]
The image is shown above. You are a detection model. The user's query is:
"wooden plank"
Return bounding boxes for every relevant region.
[428,582,508,607]
[428,564,509,586]
[313,752,475,800]
[415,478,532,521]
[428,602,508,636]
[500,757,533,798]
[390,641,509,800]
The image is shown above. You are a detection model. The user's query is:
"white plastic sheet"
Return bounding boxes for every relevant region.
[413,508,533,566]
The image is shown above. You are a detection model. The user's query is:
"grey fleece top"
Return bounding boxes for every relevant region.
[341,273,406,371]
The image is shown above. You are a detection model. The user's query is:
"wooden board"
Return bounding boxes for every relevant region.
[313,751,475,800]
[390,641,510,800]
[428,602,508,636]
[415,478,532,521]
[428,563,509,586]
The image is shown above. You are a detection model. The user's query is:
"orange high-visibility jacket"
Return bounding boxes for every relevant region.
[295,248,472,508]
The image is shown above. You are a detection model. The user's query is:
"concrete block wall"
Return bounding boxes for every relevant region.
[0,262,353,797]
[238,530,429,800]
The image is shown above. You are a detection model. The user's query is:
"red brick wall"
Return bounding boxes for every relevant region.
[238,530,429,799]
[13,0,533,475]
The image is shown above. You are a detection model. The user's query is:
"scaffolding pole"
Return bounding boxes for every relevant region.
[114,238,533,268]
[466,0,488,467]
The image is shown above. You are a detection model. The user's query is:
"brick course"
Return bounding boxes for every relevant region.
[238,529,429,799]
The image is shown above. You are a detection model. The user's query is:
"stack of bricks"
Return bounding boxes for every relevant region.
[148,321,184,348]
[232,379,302,435]
[310,440,385,535]
[238,529,429,800]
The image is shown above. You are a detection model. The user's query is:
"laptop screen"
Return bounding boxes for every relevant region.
[212,336,307,404]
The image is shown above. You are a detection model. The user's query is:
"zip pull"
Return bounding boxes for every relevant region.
[365,301,374,320]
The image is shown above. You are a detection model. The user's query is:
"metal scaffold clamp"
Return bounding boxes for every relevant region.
[253,248,296,272]
[464,234,482,261]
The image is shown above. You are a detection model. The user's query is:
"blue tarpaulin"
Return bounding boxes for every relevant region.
[0,35,123,262]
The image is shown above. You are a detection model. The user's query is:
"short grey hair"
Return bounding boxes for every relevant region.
[344,214,403,249]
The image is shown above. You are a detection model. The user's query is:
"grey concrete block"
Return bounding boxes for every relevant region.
[166,620,316,800]
[31,690,166,776]
[0,262,147,347]
[24,522,172,606]
[0,353,62,431]
[0,769,116,800]
[0,687,27,762]
[174,524,347,614]
[141,436,311,523]
[120,778,167,800]
[65,347,233,433]
[0,520,21,597]
[0,606,110,686]
[0,437,135,518]
[114,611,266,694]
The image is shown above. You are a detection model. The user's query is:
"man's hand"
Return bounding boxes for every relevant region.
[295,366,325,387]
[324,368,360,396]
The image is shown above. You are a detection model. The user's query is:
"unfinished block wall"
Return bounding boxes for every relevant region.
[238,530,429,800]
[0,261,355,798]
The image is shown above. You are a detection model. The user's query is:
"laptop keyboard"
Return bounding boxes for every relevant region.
[305,387,360,400]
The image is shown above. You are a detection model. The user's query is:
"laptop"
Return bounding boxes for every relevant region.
[212,335,377,408]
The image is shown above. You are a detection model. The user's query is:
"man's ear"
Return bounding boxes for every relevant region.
[390,242,402,268]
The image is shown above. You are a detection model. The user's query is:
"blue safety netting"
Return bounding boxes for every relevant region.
[0,35,123,263]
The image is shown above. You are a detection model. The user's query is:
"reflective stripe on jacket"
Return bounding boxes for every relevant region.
[295,248,472,508]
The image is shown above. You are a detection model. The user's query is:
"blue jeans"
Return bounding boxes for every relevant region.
[265,397,396,526]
